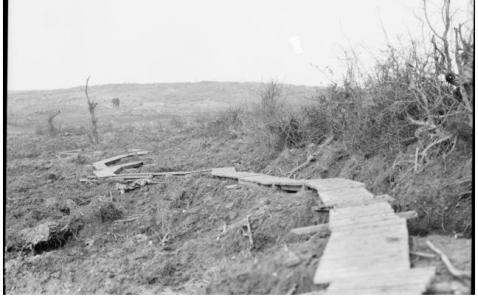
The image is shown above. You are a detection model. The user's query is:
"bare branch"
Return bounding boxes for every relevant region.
[426,240,471,279]
[423,0,444,40]
[85,76,99,144]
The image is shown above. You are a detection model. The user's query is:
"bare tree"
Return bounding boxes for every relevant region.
[85,76,99,144]
[405,0,474,168]
[424,0,473,123]
[47,109,61,136]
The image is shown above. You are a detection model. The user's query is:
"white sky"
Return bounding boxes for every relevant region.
[8,0,472,90]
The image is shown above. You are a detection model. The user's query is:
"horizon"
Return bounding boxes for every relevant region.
[8,0,471,91]
[7,79,322,94]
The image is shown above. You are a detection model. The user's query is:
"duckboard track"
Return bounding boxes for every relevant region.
[211,167,436,295]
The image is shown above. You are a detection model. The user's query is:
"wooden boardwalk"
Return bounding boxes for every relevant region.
[211,167,435,294]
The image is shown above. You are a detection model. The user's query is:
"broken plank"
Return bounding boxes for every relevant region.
[305,178,365,192]
[92,150,148,170]
[290,224,328,235]
[93,161,143,178]
[397,210,418,219]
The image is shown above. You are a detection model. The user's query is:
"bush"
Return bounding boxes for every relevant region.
[196,106,244,138]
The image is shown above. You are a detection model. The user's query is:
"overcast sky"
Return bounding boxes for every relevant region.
[8,0,472,90]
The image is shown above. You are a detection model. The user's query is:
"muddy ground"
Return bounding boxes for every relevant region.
[5,122,472,294]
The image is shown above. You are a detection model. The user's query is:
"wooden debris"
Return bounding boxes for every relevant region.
[225,184,239,189]
[426,240,471,279]
[92,150,148,170]
[311,205,333,212]
[115,178,164,193]
[397,210,418,219]
[90,150,211,179]
[410,251,436,259]
[94,161,144,177]
[290,224,328,235]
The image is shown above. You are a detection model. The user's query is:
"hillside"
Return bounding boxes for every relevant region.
[7,81,320,132]
[5,79,472,294]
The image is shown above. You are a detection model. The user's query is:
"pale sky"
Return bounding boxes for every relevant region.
[8,0,472,90]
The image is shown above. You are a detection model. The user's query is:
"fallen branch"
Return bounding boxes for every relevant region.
[420,135,452,164]
[287,135,334,178]
[426,240,471,279]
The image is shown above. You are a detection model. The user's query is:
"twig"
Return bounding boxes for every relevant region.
[244,215,254,248]
[426,240,470,279]
[414,146,419,172]
[114,216,139,223]
[161,232,170,245]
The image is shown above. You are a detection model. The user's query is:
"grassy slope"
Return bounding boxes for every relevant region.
[7,82,319,131]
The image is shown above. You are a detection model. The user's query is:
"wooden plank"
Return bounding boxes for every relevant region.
[329,201,393,216]
[92,150,148,170]
[318,248,409,268]
[324,267,435,294]
[397,210,418,219]
[315,263,411,284]
[211,167,236,177]
[234,172,264,179]
[322,237,409,259]
[93,161,143,178]
[329,223,408,240]
[239,174,303,186]
[279,185,303,192]
[317,245,408,262]
[318,187,376,208]
[328,209,396,222]
[330,214,401,228]
[329,216,405,231]
[290,224,328,235]
[305,178,365,192]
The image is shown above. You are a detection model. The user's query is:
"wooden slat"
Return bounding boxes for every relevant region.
[305,178,365,191]
[324,267,436,294]
[290,224,328,235]
[318,187,376,207]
